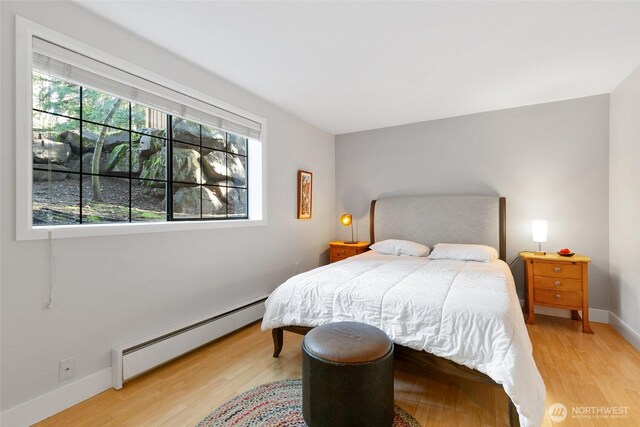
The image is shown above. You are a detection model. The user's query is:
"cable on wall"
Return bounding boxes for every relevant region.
[508,251,526,268]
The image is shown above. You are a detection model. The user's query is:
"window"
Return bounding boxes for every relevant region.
[17,18,265,239]
[32,76,249,224]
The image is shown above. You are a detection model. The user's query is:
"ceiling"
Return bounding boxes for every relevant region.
[76,1,640,135]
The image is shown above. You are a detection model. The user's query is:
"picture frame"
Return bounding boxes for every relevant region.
[297,170,312,219]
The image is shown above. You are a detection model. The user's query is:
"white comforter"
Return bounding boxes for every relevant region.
[262,251,546,427]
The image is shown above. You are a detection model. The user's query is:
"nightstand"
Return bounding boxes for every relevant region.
[521,252,593,333]
[329,241,370,263]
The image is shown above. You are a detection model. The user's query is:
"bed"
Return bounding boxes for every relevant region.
[262,196,545,427]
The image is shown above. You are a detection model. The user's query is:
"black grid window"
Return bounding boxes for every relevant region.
[32,73,249,226]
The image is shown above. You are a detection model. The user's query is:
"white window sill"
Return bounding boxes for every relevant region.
[18,219,266,241]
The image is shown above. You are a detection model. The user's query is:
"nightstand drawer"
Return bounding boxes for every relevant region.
[533,262,582,279]
[534,289,582,308]
[328,242,370,263]
[331,246,360,259]
[533,276,583,292]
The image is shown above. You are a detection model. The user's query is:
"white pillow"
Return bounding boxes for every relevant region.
[370,239,431,257]
[428,243,498,263]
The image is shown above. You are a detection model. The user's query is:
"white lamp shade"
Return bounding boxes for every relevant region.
[532,220,548,243]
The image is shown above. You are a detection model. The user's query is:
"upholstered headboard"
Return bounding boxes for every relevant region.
[370,196,506,261]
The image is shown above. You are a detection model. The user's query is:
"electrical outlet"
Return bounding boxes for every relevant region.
[59,358,75,381]
[294,261,300,274]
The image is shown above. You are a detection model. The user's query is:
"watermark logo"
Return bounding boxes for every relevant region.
[572,405,629,420]
[549,403,568,422]
[547,403,630,422]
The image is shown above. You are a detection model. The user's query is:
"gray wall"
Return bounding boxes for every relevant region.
[336,95,610,307]
[1,1,335,411]
[610,65,640,336]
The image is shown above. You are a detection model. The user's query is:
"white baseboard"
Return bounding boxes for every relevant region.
[519,298,610,324]
[609,312,640,351]
[520,299,610,323]
[532,306,610,324]
[0,368,112,427]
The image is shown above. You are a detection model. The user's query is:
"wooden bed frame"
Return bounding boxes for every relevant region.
[271,196,520,426]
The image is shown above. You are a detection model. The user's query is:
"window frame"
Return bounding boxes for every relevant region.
[16,16,267,241]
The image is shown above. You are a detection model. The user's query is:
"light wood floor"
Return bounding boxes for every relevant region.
[37,315,640,427]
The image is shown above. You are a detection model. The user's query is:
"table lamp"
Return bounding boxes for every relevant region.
[532,220,547,255]
[340,214,357,244]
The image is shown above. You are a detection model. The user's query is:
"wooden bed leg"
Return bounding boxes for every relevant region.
[272,328,283,358]
[508,398,520,427]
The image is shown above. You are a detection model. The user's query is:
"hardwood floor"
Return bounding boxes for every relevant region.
[36,315,640,426]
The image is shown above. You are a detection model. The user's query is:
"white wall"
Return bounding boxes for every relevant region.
[0,0,334,412]
[336,95,610,307]
[609,65,640,342]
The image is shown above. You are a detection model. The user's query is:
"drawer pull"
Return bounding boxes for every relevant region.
[554,281,561,286]
[554,267,561,273]
[554,294,561,299]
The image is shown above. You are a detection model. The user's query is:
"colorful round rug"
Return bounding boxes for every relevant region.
[197,378,421,427]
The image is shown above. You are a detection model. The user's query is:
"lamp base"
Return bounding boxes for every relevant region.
[342,241,358,244]
[534,251,547,255]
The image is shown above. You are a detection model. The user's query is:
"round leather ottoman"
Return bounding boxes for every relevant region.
[302,321,394,427]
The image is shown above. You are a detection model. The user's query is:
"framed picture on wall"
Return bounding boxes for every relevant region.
[297,170,312,219]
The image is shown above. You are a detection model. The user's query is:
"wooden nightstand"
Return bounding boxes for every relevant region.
[521,252,593,333]
[329,241,370,263]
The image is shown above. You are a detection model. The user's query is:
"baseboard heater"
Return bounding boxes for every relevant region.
[112,295,267,389]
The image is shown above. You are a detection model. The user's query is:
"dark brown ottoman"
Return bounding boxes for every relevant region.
[302,321,394,427]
